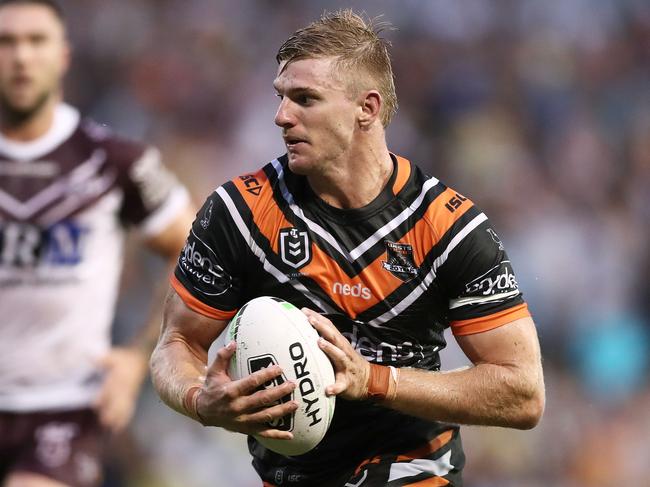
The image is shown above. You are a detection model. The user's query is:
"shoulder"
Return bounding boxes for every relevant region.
[216,155,294,214]
[396,157,480,240]
[77,117,151,172]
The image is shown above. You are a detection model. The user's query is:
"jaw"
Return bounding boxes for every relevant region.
[0,88,51,125]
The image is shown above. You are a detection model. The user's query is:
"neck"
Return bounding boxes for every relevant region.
[307,138,393,209]
[0,95,59,142]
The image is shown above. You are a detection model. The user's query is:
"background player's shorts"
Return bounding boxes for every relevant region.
[0,409,104,487]
[263,428,465,487]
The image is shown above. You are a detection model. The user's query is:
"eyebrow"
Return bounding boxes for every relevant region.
[273,85,321,98]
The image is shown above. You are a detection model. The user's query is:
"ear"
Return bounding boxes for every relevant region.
[358,90,382,129]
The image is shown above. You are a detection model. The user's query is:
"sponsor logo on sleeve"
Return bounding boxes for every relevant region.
[179,239,232,295]
[464,260,519,296]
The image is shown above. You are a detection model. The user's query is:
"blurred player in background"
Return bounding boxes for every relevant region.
[151,9,545,487]
[0,1,195,486]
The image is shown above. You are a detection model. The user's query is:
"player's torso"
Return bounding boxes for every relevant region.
[0,124,124,286]
[228,155,478,371]
[0,106,132,410]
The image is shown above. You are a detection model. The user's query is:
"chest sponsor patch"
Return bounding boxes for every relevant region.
[381,240,418,282]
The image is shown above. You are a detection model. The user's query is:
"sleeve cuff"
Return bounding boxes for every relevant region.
[170,273,237,321]
[450,303,530,336]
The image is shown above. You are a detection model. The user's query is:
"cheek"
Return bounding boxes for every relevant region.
[37,48,67,77]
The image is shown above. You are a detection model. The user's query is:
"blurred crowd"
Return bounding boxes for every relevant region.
[56,1,650,486]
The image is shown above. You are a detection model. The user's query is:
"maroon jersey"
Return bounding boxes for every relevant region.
[0,103,189,412]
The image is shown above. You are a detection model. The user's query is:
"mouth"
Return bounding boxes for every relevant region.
[10,75,33,89]
[283,135,307,149]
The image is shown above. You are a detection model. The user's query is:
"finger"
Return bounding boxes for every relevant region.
[243,399,299,426]
[317,338,348,396]
[240,379,296,411]
[207,341,236,376]
[233,364,286,395]
[256,428,294,440]
[303,310,339,343]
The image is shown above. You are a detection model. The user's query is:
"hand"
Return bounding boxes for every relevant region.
[94,347,148,434]
[195,341,299,440]
[301,308,370,401]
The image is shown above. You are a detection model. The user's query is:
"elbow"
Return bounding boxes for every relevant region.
[513,386,545,430]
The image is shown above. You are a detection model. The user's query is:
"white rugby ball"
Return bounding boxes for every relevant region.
[225,296,336,456]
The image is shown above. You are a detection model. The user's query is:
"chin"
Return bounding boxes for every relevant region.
[0,91,50,122]
[286,153,313,175]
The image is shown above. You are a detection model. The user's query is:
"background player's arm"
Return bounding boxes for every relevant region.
[150,288,299,439]
[94,204,196,433]
[309,312,545,429]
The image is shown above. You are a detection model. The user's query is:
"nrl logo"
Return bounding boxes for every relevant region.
[382,240,418,282]
[279,227,311,269]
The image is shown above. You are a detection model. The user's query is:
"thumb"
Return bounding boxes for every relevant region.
[206,340,236,378]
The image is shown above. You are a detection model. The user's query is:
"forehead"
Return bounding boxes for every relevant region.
[273,57,346,93]
[0,4,65,37]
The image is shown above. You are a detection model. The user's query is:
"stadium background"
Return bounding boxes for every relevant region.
[57,1,649,486]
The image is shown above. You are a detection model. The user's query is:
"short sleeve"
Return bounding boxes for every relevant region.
[117,145,190,237]
[437,215,530,336]
[171,189,244,321]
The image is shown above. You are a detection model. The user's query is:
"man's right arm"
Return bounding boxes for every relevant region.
[150,287,299,439]
[150,288,223,419]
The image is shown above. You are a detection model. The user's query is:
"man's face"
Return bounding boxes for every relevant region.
[273,57,360,176]
[0,3,69,117]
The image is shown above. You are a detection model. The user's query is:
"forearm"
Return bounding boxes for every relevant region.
[383,362,544,429]
[150,334,207,419]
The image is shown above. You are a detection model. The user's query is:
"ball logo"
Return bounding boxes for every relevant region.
[247,354,293,431]
[289,342,322,428]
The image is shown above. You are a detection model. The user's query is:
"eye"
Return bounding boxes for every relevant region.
[296,94,312,106]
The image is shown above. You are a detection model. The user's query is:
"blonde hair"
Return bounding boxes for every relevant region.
[276,9,398,127]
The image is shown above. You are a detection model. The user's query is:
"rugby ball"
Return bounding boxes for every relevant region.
[225,296,336,456]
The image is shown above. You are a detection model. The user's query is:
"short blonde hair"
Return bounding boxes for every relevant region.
[276,9,398,127]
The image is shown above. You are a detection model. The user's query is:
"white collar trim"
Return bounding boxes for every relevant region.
[0,103,81,161]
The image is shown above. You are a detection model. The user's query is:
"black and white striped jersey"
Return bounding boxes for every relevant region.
[172,153,529,483]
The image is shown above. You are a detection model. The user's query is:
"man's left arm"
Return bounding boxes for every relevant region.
[307,311,545,430]
[94,202,196,433]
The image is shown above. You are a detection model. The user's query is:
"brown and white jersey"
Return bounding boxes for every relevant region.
[172,154,530,482]
[0,103,189,412]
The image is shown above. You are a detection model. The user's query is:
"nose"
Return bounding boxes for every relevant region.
[11,40,32,66]
[274,97,295,129]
